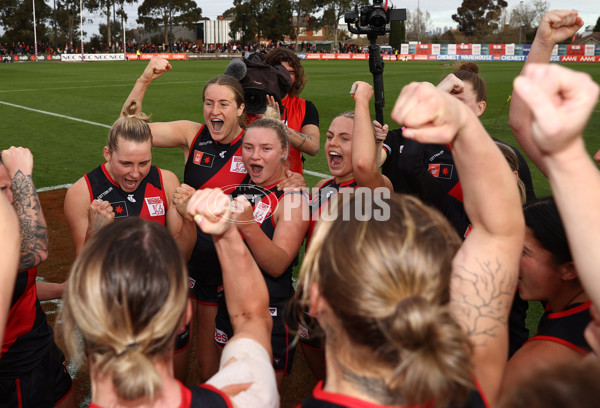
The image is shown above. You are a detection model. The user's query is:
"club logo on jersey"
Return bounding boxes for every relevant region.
[230,156,247,174]
[193,150,215,168]
[298,323,309,340]
[214,328,229,345]
[269,307,278,317]
[253,201,271,224]
[428,163,454,179]
[127,194,136,203]
[110,201,129,218]
[219,150,226,158]
[145,197,165,217]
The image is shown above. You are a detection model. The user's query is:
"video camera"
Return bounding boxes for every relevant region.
[344,0,406,36]
[344,0,406,124]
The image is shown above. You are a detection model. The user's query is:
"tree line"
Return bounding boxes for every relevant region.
[1,0,594,52]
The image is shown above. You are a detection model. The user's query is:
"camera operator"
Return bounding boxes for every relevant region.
[264,47,320,174]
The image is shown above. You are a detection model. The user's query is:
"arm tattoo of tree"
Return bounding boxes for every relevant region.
[451,258,517,347]
[11,170,48,270]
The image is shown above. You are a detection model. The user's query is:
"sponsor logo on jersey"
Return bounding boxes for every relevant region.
[110,201,129,218]
[219,150,226,158]
[188,277,196,289]
[193,150,215,168]
[97,186,113,200]
[127,194,136,203]
[428,164,454,179]
[254,201,271,224]
[269,307,278,317]
[145,197,165,216]
[214,328,229,345]
[230,156,247,174]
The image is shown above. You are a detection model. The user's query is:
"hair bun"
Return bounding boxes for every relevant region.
[457,62,479,74]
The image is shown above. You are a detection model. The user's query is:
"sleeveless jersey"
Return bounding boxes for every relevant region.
[84,163,167,225]
[88,381,232,408]
[184,126,249,292]
[183,125,247,193]
[0,268,53,377]
[298,381,488,408]
[525,301,592,355]
[232,179,297,302]
[306,178,357,248]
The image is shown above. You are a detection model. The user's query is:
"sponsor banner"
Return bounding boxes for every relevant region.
[448,44,457,55]
[125,53,187,60]
[501,55,527,62]
[62,53,126,62]
[383,54,395,61]
[350,53,367,60]
[306,53,321,60]
[472,44,481,55]
[336,53,351,60]
[549,55,561,62]
[585,45,595,56]
[567,44,585,56]
[457,43,472,55]
[414,55,428,61]
[322,53,336,60]
[431,44,441,54]
[2,54,60,62]
[489,44,505,55]
[435,54,459,60]
[296,53,307,59]
[400,44,409,54]
[396,54,413,61]
[560,55,599,63]
[417,44,431,55]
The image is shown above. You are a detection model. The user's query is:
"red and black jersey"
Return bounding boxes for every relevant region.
[88,381,232,408]
[232,180,299,302]
[525,301,592,355]
[185,126,249,287]
[306,178,357,248]
[298,381,488,408]
[281,95,319,174]
[84,163,168,225]
[0,268,53,377]
[184,125,247,193]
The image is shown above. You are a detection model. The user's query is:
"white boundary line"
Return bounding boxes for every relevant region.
[0,100,111,128]
[1,100,330,190]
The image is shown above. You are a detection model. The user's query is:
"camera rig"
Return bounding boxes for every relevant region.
[345,0,406,124]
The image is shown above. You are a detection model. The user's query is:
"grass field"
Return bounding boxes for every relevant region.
[1,59,599,196]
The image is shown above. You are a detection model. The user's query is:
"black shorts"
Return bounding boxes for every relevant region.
[187,252,224,305]
[188,279,224,306]
[0,342,72,408]
[215,301,296,375]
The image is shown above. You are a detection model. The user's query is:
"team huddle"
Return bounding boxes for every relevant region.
[2,9,600,408]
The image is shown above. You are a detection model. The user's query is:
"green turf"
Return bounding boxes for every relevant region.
[1,59,599,193]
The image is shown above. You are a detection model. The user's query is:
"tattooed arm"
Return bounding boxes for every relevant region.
[391,83,524,404]
[1,147,48,271]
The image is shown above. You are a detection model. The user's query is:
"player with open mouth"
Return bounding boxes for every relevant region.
[213,108,309,391]
[298,81,393,382]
